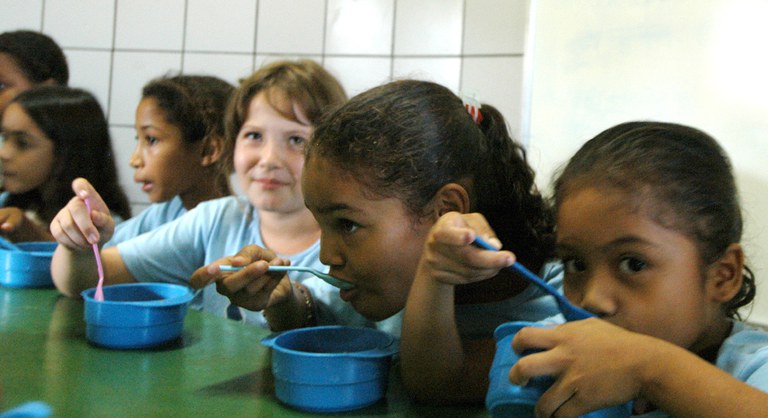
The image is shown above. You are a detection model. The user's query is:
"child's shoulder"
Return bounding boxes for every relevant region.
[717,321,768,389]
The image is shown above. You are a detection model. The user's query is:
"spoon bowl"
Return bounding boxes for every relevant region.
[219,265,354,290]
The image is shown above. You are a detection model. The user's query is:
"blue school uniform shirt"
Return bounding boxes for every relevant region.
[104,196,186,248]
[634,320,768,417]
[116,195,368,329]
[378,262,564,339]
[454,261,563,339]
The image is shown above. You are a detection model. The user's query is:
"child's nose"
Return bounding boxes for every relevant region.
[258,138,283,168]
[0,141,13,161]
[128,145,142,168]
[318,233,344,269]
[577,270,618,318]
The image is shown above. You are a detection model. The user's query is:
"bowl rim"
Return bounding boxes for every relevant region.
[80,282,194,307]
[263,325,399,359]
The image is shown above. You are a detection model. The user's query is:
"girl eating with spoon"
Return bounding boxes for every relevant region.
[198,79,562,402]
[50,60,360,330]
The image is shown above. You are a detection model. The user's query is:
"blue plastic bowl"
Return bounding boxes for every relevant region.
[262,325,399,413]
[0,241,57,288]
[81,283,194,349]
[487,321,632,418]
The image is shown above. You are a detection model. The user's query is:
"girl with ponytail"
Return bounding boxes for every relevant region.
[210,79,561,403]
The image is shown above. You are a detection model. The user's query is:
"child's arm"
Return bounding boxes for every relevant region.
[190,245,315,331]
[401,212,515,404]
[50,178,135,297]
[0,207,54,242]
[510,318,768,417]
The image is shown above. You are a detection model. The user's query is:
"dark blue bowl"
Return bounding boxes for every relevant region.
[81,283,194,349]
[0,242,57,288]
[262,326,399,413]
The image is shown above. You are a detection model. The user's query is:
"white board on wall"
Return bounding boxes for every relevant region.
[525,0,768,325]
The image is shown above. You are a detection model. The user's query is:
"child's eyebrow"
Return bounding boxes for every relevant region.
[309,202,361,216]
[556,235,653,253]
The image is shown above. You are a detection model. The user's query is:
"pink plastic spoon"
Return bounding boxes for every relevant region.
[84,198,105,301]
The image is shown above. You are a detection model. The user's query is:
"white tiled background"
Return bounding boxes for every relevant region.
[0,0,530,213]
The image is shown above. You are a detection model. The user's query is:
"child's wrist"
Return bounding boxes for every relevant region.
[264,280,316,331]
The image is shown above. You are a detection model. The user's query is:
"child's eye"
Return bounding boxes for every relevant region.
[244,132,262,141]
[618,256,647,274]
[336,218,359,234]
[145,136,158,145]
[288,135,306,147]
[562,257,587,274]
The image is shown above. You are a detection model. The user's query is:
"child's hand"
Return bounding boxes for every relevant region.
[0,207,53,241]
[418,211,515,286]
[49,178,115,250]
[0,207,26,234]
[190,244,294,311]
[509,318,655,417]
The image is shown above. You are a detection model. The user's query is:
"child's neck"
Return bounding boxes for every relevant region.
[179,176,228,210]
[258,208,321,255]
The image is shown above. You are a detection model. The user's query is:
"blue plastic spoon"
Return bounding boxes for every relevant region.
[0,236,23,252]
[473,236,593,321]
[219,265,354,290]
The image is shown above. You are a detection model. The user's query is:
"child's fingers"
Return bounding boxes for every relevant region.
[72,178,108,212]
[50,199,94,249]
[507,348,563,387]
[233,244,279,264]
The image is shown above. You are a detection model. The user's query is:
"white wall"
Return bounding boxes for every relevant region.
[0,0,531,214]
[526,0,768,325]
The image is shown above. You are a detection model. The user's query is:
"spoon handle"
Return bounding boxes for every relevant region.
[84,199,105,302]
[472,236,592,321]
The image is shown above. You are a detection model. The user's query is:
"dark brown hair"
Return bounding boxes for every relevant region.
[142,74,235,196]
[308,79,555,273]
[553,121,755,318]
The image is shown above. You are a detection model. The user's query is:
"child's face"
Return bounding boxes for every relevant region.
[0,103,54,193]
[132,97,205,204]
[556,186,725,352]
[234,92,310,215]
[303,156,433,321]
[0,53,34,117]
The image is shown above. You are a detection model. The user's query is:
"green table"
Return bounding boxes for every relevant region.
[0,287,489,417]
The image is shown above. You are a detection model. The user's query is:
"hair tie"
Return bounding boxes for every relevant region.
[460,93,483,125]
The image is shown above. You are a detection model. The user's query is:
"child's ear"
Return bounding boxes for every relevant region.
[200,135,224,167]
[432,183,470,217]
[705,243,745,303]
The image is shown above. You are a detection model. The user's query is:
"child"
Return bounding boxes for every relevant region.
[0,86,130,242]
[429,121,768,416]
[50,60,356,330]
[0,30,68,117]
[105,74,235,246]
[198,79,561,402]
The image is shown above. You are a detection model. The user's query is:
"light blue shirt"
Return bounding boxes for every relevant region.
[454,261,563,339]
[381,262,563,339]
[117,196,368,328]
[105,196,186,248]
[635,320,768,417]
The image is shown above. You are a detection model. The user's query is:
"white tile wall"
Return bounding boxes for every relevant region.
[186,0,256,53]
[464,0,529,54]
[0,0,530,214]
[325,0,394,55]
[114,0,186,50]
[43,0,115,49]
[0,0,42,30]
[394,0,463,55]
[256,0,326,54]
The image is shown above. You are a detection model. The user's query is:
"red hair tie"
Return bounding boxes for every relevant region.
[460,94,483,125]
